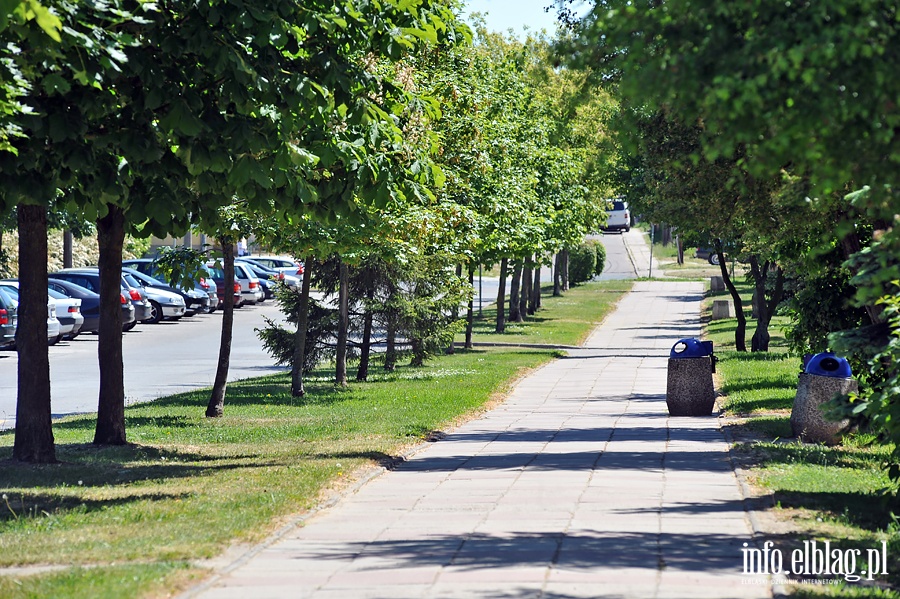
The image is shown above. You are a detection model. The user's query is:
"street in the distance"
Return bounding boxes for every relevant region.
[0,302,287,430]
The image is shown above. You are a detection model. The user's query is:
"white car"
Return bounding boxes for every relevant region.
[48,288,84,340]
[206,262,264,306]
[240,255,304,278]
[0,281,62,344]
[601,199,631,233]
[233,262,264,305]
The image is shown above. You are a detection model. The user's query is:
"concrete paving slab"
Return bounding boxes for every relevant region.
[185,281,771,599]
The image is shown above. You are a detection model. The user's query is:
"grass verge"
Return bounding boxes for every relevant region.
[708,281,900,596]
[460,279,632,346]
[0,280,630,598]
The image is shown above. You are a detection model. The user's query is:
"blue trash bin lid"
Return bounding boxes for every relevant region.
[805,352,852,378]
[670,338,714,358]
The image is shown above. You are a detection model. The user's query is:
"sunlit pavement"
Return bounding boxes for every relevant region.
[186,281,770,599]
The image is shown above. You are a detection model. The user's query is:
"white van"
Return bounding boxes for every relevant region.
[601,199,631,233]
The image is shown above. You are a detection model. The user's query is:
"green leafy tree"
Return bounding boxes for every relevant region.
[0,0,139,461]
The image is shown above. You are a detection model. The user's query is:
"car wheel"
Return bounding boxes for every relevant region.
[147,300,163,323]
[123,321,137,332]
[709,253,721,266]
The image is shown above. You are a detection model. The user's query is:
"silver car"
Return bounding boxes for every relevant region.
[122,272,185,323]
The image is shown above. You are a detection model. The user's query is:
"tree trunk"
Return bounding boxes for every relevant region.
[447,264,462,355]
[561,250,569,291]
[750,258,786,353]
[465,266,475,349]
[410,338,425,367]
[676,235,684,265]
[357,283,374,382]
[532,257,542,311]
[839,230,885,325]
[290,256,313,396]
[715,240,746,352]
[13,204,56,462]
[508,261,523,323]
[495,257,508,333]
[335,260,349,386]
[521,262,532,317]
[206,238,235,417]
[553,253,562,296]
[385,318,397,372]
[94,205,127,445]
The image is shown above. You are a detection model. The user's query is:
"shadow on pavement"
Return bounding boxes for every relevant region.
[289,530,759,572]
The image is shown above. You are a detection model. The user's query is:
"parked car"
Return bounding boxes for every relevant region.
[2,280,85,341]
[234,262,264,305]
[0,286,18,349]
[695,247,723,266]
[240,255,304,278]
[0,282,61,344]
[123,267,206,317]
[208,262,263,306]
[204,264,243,308]
[48,271,140,331]
[123,259,215,314]
[601,199,631,233]
[121,271,185,323]
[47,288,84,340]
[55,268,153,327]
[237,258,300,291]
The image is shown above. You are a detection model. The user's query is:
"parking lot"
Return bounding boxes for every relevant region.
[0,301,286,430]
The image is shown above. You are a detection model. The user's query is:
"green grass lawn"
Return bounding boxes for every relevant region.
[707,281,900,596]
[0,280,631,598]
[460,280,633,346]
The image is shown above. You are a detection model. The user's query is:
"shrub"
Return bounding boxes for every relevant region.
[590,240,606,276]
[568,243,597,285]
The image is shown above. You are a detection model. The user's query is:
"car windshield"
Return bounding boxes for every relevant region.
[48,289,67,300]
[123,274,142,288]
[131,270,166,286]
[0,284,19,300]
[205,265,225,279]
[611,201,626,211]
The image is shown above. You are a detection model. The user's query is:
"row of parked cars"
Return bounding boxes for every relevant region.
[0,255,304,350]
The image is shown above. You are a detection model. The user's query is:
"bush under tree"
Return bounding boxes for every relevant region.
[568,242,597,285]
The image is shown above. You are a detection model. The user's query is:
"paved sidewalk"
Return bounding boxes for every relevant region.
[190,281,771,599]
[622,229,659,278]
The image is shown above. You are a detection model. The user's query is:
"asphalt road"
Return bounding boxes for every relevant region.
[592,231,639,280]
[0,302,288,430]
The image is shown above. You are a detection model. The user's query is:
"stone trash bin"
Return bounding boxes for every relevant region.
[790,352,857,445]
[666,338,717,416]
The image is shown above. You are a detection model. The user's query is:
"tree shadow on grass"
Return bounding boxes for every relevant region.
[723,394,795,413]
[734,440,886,471]
[719,351,798,363]
[721,377,798,395]
[0,489,191,523]
[773,490,899,532]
